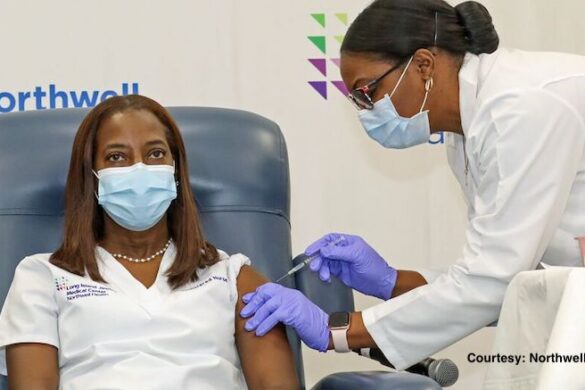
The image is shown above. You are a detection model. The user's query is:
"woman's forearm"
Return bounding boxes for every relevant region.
[326,271,428,352]
[347,312,377,349]
[391,270,427,298]
[327,312,377,350]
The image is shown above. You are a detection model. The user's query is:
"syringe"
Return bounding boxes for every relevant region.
[275,237,345,283]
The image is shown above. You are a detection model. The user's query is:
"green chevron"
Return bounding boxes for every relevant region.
[308,36,326,54]
[311,13,326,28]
[334,35,345,44]
[335,13,348,25]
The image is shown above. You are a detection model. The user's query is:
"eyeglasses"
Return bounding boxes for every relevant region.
[347,62,404,110]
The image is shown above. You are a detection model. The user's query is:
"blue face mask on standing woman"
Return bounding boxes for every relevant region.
[93,162,177,231]
[358,56,432,149]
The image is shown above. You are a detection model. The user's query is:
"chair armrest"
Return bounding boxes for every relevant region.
[311,371,443,390]
[292,254,355,313]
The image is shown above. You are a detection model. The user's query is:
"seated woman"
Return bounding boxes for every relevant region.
[0,95,299,389]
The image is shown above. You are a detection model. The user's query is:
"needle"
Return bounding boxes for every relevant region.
[275,237,345,283]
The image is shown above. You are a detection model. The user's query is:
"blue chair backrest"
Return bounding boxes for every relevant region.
[0,107,304,388]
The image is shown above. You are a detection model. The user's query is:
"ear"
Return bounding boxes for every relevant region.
[412,49,435,81]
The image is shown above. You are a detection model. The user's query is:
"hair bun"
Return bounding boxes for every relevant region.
[454,1,499,54]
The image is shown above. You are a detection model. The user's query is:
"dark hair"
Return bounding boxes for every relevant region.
[341,0,499,63]
[50,95,220,290]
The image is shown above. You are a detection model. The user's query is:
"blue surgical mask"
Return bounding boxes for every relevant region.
[93,162,177,232]
[358,56,431,149]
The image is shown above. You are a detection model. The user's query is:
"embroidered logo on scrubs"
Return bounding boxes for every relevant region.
[55,277,114,301]
[66,283,113,301]
[180,275,228,291]
[55,276,68,291]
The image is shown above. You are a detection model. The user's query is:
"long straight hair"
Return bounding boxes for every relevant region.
[50,95,219,289]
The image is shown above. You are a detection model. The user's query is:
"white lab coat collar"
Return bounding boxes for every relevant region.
[445,52,485,206]
[458,53,480,134]
[457,50,503,134]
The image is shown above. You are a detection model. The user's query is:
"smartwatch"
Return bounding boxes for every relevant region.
[328,312,351,353]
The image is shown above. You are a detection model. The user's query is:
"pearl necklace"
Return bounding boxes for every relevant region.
[112,238,172,263]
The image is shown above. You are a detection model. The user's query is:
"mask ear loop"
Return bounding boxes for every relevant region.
[417,10,438,114]
[389,56,414,98]
[390,11,437,101]
[92,169,100,200]
[419,13,438,113]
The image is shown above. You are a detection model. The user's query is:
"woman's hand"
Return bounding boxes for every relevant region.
[306,233,398,300]
[240,283,330,352]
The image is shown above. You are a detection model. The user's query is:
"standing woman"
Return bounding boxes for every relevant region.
[241,0,585,370]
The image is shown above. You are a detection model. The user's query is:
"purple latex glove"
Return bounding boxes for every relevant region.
[306,233,398,300]
[240,283,329,352]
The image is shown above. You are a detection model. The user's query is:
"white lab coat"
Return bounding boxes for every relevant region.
[362,48,585,370]
[0,243,250,389]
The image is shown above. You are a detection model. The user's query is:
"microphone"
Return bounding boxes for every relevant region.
[356,348,459,387]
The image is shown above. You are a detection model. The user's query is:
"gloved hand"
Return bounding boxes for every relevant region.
[306,233,398,300]
[240,282,329,352]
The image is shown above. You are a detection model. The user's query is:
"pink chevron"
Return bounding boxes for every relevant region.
[330,58,341,68]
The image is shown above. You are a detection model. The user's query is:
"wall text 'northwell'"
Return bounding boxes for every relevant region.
[0,82,140,113]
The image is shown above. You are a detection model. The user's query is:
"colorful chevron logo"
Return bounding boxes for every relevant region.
[307,12,350,100]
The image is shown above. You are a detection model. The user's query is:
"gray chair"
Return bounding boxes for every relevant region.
[0,107,440,389]
[0,107,302,388]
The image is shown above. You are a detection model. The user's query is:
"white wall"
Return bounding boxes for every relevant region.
[1,0,584,388]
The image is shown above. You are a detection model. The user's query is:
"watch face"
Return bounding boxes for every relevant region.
[329,312,350,328]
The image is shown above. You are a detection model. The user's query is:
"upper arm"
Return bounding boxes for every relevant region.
[234,266,299,390]
[0,257,61,388]
[7,343,58,390]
